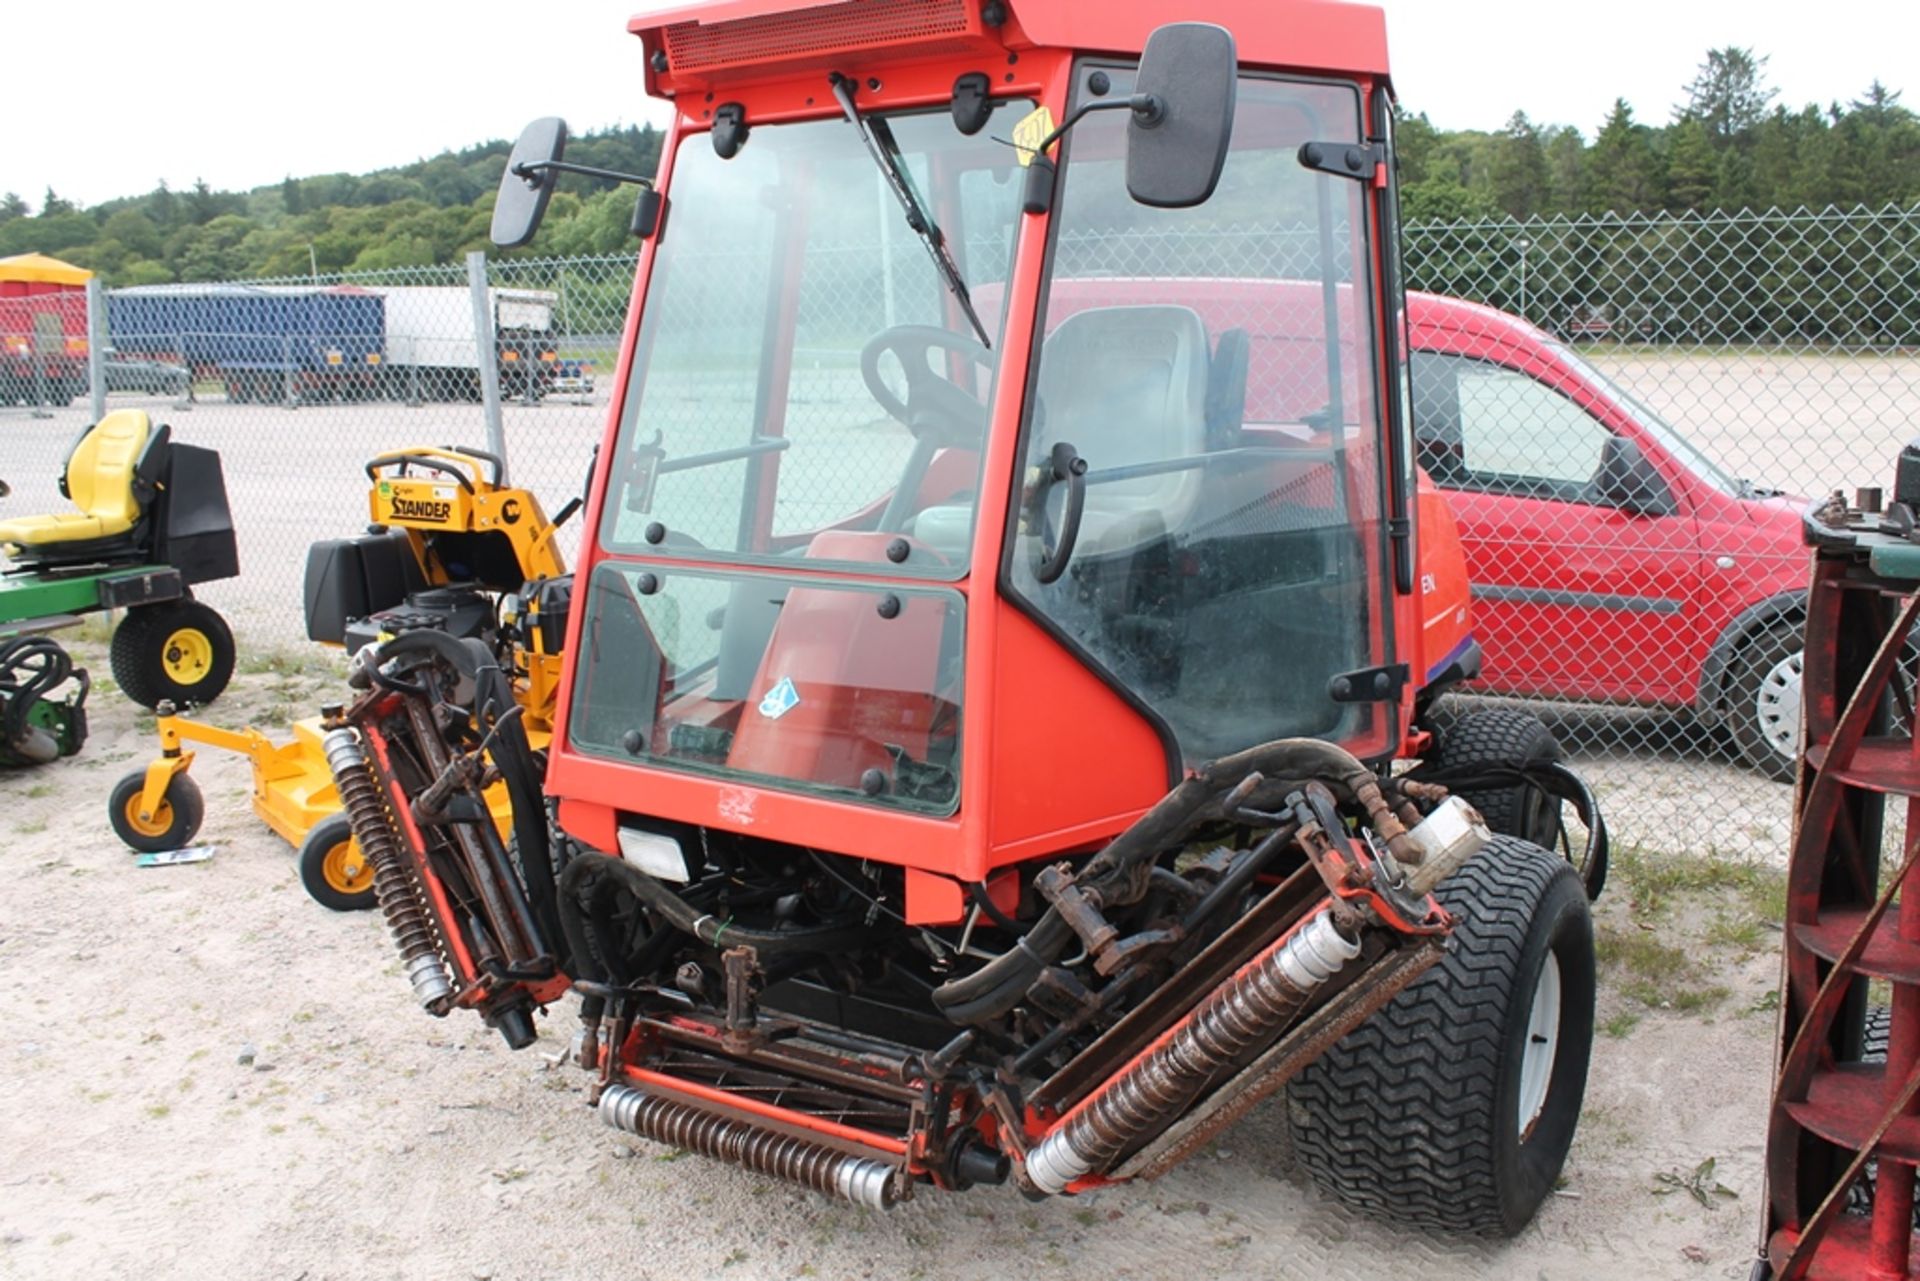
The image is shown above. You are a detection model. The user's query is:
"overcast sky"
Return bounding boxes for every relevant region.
[11,1,1918,209]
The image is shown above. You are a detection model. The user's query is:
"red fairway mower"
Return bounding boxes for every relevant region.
[323,0,1600,1236]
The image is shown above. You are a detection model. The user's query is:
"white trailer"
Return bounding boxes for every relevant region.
[371,286,559,402]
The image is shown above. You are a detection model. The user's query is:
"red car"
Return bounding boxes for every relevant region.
[1408,292,1807,779]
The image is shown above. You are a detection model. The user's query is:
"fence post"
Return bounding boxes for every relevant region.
[467,250,507,482]
[86,278,106,423]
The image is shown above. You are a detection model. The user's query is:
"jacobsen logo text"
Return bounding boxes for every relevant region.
[391,496,453,521]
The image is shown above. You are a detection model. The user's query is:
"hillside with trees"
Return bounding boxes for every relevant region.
[0,49,1915,286]
[0,125,664,284]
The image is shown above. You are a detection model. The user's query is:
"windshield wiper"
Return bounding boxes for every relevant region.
[829,72,991,349]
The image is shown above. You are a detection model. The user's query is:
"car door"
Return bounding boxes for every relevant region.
[1411,350,1704,706]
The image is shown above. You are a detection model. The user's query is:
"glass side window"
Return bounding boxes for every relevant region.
[1411,352,1614,500]
[598,104,1031,578]
[1008,69,1389,764]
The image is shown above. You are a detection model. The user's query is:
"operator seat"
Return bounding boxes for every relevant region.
[907,305,1211,562]
[0,410,169,553]
[1032,304,1210,558]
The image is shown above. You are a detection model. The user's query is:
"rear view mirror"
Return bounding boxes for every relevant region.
[1126,23,1238,209]
[1594,435,1675,516]
[492,118,569,248]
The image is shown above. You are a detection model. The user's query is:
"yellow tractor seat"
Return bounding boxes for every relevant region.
[0,411,161,549]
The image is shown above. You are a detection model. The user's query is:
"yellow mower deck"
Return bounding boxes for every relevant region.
[132,711,551,857]
[111,443,568,904]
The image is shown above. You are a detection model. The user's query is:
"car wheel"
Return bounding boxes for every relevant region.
[1727,621,1802,783]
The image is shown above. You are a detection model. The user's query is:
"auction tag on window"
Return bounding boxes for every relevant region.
[1012,106,1055,166]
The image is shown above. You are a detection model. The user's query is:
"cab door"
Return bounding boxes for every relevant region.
[1411,350,1704,705]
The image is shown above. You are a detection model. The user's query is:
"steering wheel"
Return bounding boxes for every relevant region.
[860,326,994,446]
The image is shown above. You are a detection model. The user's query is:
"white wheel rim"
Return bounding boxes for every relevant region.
[1754,650,1804,760]
[1517,953,1562,1139]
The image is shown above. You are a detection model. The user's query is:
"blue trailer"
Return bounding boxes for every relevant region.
[107,285,386,403]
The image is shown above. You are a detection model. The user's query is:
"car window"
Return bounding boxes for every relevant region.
[1412,352,1612,501]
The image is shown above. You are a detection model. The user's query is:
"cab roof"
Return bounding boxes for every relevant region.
[629,0,1389,93]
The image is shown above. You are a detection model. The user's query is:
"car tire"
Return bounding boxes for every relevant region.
[1287,837,1596,1237]
[110,600,237,710]
[1726,621,1802,784]
[1429,707,1566,847]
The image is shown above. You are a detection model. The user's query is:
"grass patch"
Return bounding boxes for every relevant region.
[1596,925,1733,1013]
[1600,1010,1642,1039]
[1610,844,1786,924]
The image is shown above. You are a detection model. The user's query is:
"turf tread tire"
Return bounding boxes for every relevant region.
[1431,708,1563,844]
[1286,837,1595,1237]
[109,600,236,710]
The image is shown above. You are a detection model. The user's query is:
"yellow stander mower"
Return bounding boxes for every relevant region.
[108,445,575,910]
[1,411,239,755]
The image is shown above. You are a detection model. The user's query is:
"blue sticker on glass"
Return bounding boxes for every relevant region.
[758,676,801,720]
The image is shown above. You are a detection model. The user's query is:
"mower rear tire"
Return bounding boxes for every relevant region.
[111,600,236,710]
[298,813,377,912]
[1430,707,1565,847]
[108,769,205,853]
[1286,837,1595,1237]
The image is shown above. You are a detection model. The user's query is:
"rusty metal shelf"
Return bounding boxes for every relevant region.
[1805,739,1920,797]
[1783,1063,1920,1166]
[1771,1217,1920,1281]
[1793,907,1920,985]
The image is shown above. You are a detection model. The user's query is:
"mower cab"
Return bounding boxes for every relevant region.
[326,0,1591,1237]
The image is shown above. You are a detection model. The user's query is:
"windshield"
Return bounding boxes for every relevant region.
[598,103,1031,577]
[1552,343,1741,495]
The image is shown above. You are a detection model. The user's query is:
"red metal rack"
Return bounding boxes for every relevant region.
[1764,502,1920,1281]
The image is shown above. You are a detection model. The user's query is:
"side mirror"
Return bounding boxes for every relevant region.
[1594,435,1675,516]
[492,118,569,248]
[1126,23,1237,209]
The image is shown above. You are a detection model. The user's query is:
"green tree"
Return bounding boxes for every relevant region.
[1666,117,1716,211]
[1487,111,1551,217]
[1588,99,1664,213]
[1680,47,1776,145]
[1544,126,1588,213]
[41,187,74,216]
[0,192,27,223]
[102,209,164,260]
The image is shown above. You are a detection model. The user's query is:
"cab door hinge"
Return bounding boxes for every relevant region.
[1297,141,1387,184]
[1328,662,1410,705]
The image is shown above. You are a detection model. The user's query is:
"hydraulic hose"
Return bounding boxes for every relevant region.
[931,738,1380,1024]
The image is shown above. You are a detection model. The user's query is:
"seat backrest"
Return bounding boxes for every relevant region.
[64,410,152,525]
[1037,306,1209,494]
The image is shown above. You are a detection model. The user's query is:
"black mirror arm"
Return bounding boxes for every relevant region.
[511,159,653,190]
[1024,94,1163,162]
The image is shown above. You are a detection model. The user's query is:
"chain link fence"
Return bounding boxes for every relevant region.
[3,204,1915,858]
[1402,204,1920,857]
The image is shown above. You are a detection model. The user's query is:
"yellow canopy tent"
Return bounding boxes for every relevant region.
[0,253,93,287]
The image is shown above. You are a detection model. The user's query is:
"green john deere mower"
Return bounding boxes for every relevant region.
[0,410,238,763]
